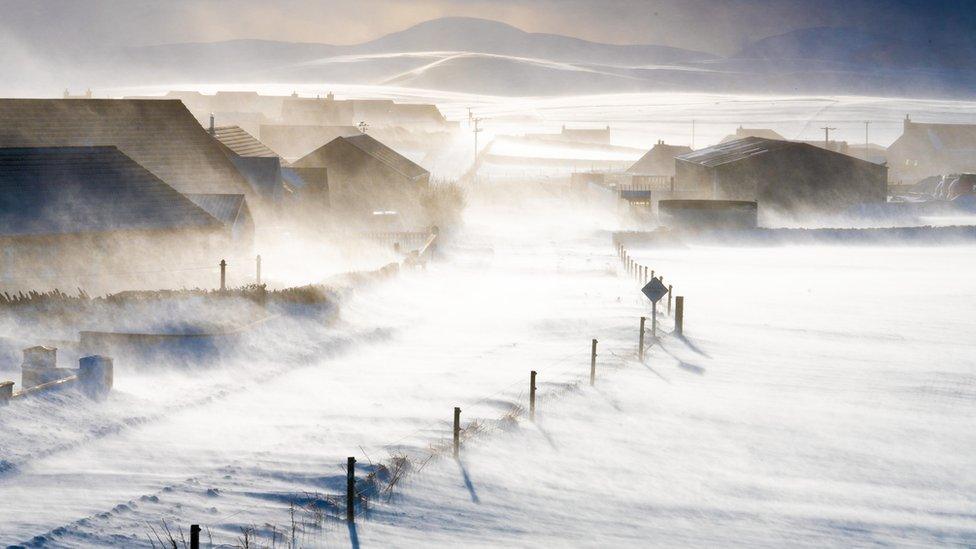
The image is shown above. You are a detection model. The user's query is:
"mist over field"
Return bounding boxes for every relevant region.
[1,1,975,548]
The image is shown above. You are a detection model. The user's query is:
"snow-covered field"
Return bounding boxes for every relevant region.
[1,183,974,547]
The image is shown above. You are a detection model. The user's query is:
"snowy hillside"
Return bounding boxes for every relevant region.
[59,18,976,98]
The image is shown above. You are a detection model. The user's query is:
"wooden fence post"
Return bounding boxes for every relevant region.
[675,296,684,336]
[219,259,227,291]
[347,456,356,522]
[667,285,673,315]
[529,370,537,420]
[255,254,262,285]
[638,316,646,360]
[453,407,461,457]
[190,525,200,549]
[590,338,598,386]
[652,301,658,338]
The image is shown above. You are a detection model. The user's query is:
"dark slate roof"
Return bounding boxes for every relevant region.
[342,134,428,179]
[677,137,795,167]
[0,99,253,199]
[0,146,222,237]
[184,193,248,225]
[627,143,693,174]
[212,126,278,158]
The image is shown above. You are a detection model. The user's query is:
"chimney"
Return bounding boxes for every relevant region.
[208,113,215,135]
[904,114,912,132]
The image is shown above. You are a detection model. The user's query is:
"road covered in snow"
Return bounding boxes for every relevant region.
[1,185,975,547]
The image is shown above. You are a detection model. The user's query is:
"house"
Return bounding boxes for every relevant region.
[0,99,257,207]
[626,140,693,176]
[720,126,786,143]
[211,124,285,205]
[886,115,976,184]
[291,134,430,225]
[674,137,887,214]
[259,124,362,161]
[0,146,247,284]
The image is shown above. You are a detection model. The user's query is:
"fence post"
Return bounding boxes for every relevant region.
[453,407,461,457]
[347,456,356,522]
[0,381,12,406]
[529,370,537,420]
[256,254,262,285]
[219,259,227,291]
[652,301,658,338]
[638,316,646,360]
[667,285,673,315]
[590,338,598,386]
[675,296,684,336]
[190,525,200,549]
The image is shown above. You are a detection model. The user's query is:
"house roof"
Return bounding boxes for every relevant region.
[212,126,278,158]
[340,134,428,179]
[627,142,693,174]
[720,127,786,143]
[677,137,795,167]
[184,193,249,226]
[904,121,976,151]
[0,99,254,199]
[0,146,222,237]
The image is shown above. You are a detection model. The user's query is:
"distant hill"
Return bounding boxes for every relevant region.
[79,18,976,98]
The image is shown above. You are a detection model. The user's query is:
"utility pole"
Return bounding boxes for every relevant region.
[691,119,696,149]
[472,115,483,183]
[864,121,870,160]
[821,126,836,150]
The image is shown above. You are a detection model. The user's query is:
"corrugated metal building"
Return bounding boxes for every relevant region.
[674,137,887,213]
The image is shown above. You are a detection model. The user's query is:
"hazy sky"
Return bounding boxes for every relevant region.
[2,0,972,56]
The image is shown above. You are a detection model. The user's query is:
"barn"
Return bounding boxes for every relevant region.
[0,146,249,287]
[0,99,261,214]
[291,134,430,225]
[674,137,887,214]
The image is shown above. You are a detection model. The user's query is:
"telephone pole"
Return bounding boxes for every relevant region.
[691,119,696,149]
[864,121,870,160]
[471,115,483,182]
[821,126,837,149]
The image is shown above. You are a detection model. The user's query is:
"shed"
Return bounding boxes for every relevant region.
[674,137,887,214]
[291,134,429,223]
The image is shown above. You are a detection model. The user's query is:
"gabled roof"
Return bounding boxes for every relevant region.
[0,99,253,199]
[339,134,429,179]
[720,127,786,143]
[184,193,249,226]
[212,126,278,158]
[903,121,976,151]
[627,142,693,174]
[0,146,222,237]
[677,137,795,167]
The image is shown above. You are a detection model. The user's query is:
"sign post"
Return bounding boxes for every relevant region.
[640,277,668,339]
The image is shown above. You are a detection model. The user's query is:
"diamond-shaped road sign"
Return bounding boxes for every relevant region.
[641,277,668,303]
